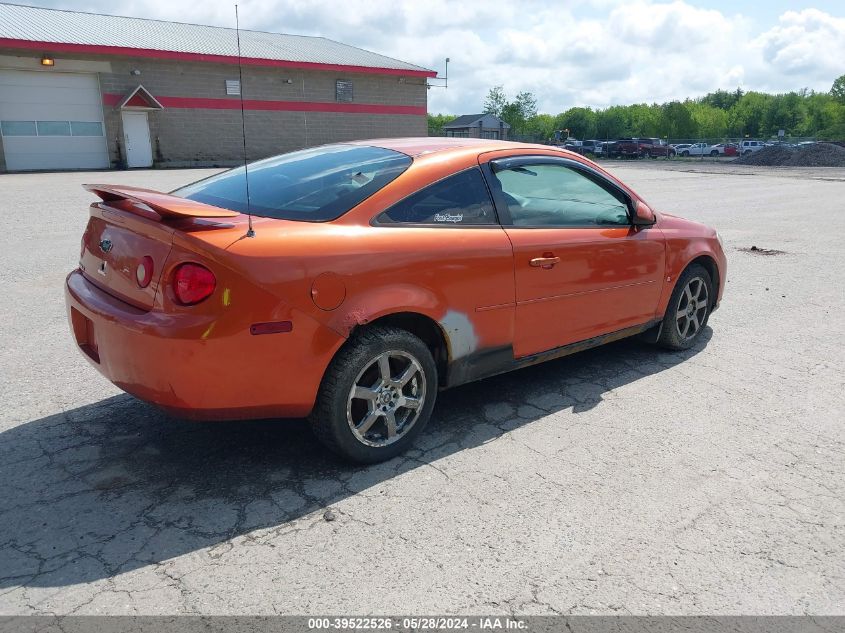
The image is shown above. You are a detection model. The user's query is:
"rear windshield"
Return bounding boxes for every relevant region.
[173,144,412,222]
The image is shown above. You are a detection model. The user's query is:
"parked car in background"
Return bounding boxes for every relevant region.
[678,143,715,157]
[641,138,676,158]
[562,140,583,153]
[739,140,765,155]
[612,138,676,158]
[671,143,691,152]
[65,138,726,463]
[606,138,635,158]
[710,143,738,157]
[580,140,603,156]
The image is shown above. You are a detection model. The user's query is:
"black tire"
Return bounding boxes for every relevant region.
[309,326,437,463]
[681,151,689,157]
[656,264,714,350]
[710,150,719,156]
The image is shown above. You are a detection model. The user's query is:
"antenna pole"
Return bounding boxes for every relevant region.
[235,4,255,238]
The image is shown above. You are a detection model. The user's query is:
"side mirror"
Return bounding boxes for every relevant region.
[633,201,656,226]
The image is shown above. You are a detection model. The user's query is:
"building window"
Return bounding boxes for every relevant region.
[0,121,37,136]
[0,120,103,137]
[71,121,104,136]
[36,121,72,136]
[445,130,469,138]
[336,79,353,102]
[481,130,500,139]
[225,79,241,95]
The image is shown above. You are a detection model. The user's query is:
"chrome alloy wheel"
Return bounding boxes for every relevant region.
[676,276,709,340]
[346,350,426,447]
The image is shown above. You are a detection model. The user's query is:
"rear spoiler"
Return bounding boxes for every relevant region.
[84,184,239,219]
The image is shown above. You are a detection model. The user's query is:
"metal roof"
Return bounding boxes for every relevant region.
[0,3,434,75]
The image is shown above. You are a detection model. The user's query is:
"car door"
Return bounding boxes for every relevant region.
[481,155,666,358]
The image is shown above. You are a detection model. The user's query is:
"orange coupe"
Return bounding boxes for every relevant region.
[66,138,726,462]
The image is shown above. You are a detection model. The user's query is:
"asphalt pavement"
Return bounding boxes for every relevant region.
[1,162,843,615]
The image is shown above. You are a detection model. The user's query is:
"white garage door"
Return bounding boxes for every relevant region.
[0,70,109,171]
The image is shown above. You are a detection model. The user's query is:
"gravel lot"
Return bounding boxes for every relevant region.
[1,162,843,615]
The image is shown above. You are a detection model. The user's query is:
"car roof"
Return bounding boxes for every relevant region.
[347,137,561,158]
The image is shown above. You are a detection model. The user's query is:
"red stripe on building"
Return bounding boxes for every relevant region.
[103,93,426,115]
[0,38,437,78]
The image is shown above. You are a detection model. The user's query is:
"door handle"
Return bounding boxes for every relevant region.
[529,256,560,268]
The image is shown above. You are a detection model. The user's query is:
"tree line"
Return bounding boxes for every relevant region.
[428,76,845,142]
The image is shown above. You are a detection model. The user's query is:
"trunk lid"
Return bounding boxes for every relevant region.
[79,185,239,310]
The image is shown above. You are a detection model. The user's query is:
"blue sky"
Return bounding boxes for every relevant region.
[690,0,842,20]
[20,0,845,114]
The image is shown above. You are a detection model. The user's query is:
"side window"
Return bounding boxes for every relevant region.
[377,168,496,225]
[492,163,630,227]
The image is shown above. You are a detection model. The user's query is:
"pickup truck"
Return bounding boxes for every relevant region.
[608,138,675,158]
[677,142,716,157]
[641,138,676,158]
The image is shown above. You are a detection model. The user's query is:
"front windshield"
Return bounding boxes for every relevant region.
[173,144,412,222]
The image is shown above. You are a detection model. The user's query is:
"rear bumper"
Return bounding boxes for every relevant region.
[65,269,344,420]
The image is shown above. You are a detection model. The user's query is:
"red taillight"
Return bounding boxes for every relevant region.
[173,263,216,305]
[136,255,154,288]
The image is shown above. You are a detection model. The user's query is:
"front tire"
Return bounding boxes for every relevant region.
[657,264,713,350]
[310,326,437,463]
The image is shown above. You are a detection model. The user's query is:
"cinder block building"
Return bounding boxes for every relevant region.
[0,4,434,171]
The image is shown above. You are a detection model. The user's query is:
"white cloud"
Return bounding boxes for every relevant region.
[26,0,845,113]
[752,9,845,81]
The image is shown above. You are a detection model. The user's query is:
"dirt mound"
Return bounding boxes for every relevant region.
[736,142,845,167]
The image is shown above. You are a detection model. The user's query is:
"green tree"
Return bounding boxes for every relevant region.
[427,113,456,136]
[514,91,538,119]
[494,89,540,134]
[700,88,744,111]
[727,91,773,137]
[800,92,845,136]
[625,103,662,137]
[816,122,845,141]
[500,102,525,132]
[554,107,597,139]
[595,107,626,139]
[522,113,556,142]
[483,85,508,117]
[473,80,843,142]
[831,75,845,104]
[659,101,698,140]
[762,92,805,136]
[686,101,728,139]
